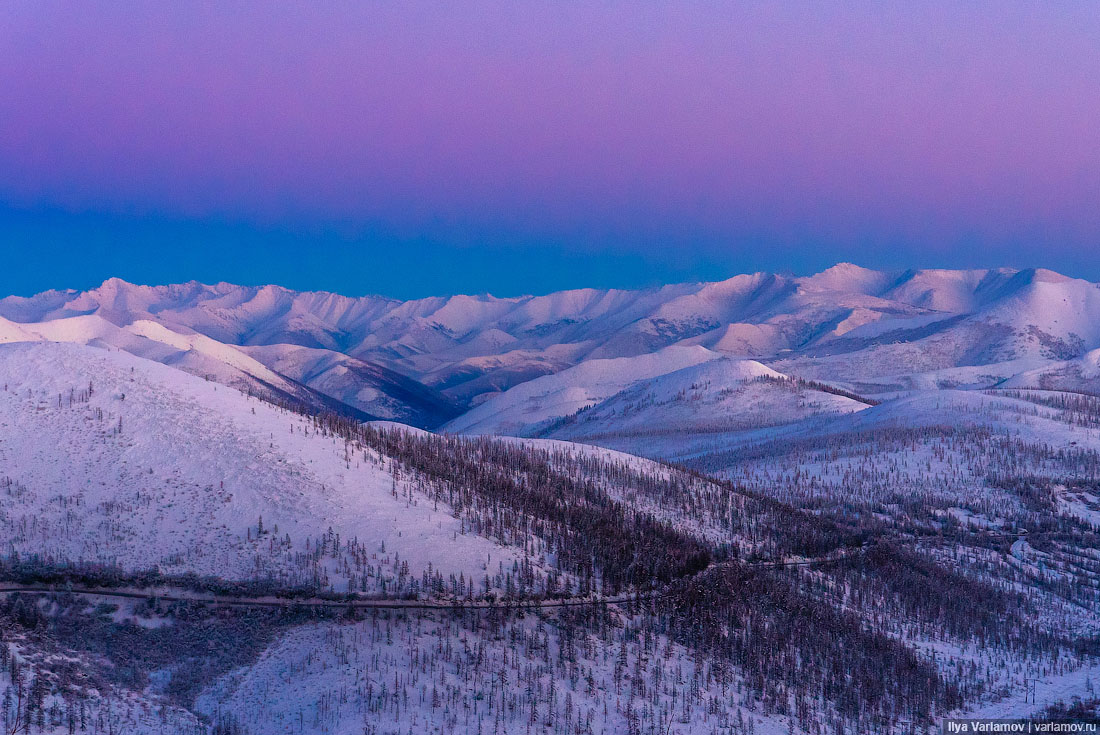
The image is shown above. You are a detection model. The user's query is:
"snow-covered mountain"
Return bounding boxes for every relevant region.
[444,344,726,435]
[3,267,1100,733]
[0,340,517,589]
[4,265,1099,429]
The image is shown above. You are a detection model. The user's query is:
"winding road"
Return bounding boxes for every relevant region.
[0,530,1028,612]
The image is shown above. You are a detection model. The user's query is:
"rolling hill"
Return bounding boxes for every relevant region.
[2,268,1100,732]
[2,265,1099,427]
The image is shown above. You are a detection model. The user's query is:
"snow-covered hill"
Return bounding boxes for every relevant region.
[243,342,464,427]
[0,340,519,590]
[446,349,873,458]
[4,269,1100,733]
[540,359,872,455]
[4,265,1100,428]
[1,332,1098,733]
[443,345,724,435]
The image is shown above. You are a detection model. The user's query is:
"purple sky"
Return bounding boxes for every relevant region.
[2,2,1100,296]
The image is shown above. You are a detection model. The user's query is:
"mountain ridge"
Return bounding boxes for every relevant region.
[2,271,1100,731]
[2,264,1099,431]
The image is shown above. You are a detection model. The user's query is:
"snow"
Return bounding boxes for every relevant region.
[196,613,801,735]
[0,312,321,409]
[242,342,463,426]
[0,315,39,344]
[444,345,724,435]
[556,358,862,441]
[0,341,521,590]
[0,634,204,734]
[3,268,1100,733]
[801,262,894,294]
[125,319,287,385]
[5,265,1098,417]
[1054,485,1100,528]
[961,661,1100,719]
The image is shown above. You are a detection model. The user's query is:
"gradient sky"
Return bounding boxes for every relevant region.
[2,2,1099,297]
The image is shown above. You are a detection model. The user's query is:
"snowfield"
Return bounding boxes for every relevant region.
[3,265,1100,420]
[195,613,802,735]
[443,345,725,435]
[0,341,521,590]
[2,266,1100,733]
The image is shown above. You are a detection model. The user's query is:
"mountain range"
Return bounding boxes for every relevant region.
[8,265,1100,520]
[1,265,1100,732]
[2,264,1099,436]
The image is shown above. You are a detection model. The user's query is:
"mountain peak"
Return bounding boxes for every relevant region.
[1026,267,1075,284]
[97,275,137,290]
[802,263,890,294]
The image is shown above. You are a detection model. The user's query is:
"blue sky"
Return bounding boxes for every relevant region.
[3,2,1099,297]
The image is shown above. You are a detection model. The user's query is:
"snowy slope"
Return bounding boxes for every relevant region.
[999,348,1100,392]
[0,328,1096,734]
[537,358,870,453]
[0,313,375,421]
[194,612,803,735]
[0,315,38,343]
[0,341,521,590]
[671,386,1100,528]
[244,342,464,428]
[4,266,1099,419]
[5,267,1100,498]
[443,345,723,435]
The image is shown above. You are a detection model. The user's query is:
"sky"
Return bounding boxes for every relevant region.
[2,2,1099,298]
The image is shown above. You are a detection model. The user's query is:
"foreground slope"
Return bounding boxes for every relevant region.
[2,283,1100,731]
[0,340,519,590]
[0,376,1096,732]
